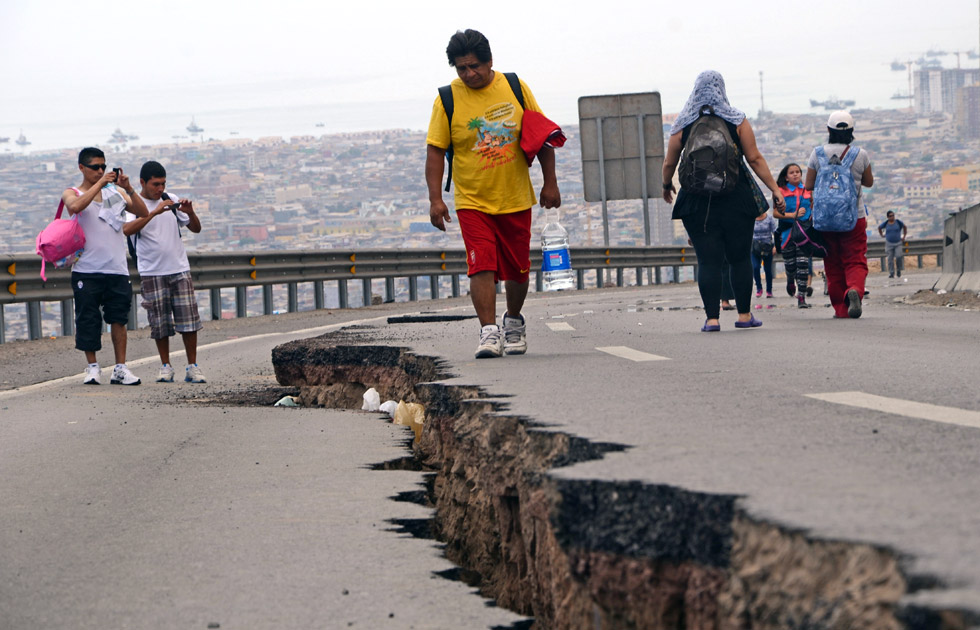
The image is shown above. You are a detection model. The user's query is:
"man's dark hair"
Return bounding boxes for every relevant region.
[78,147,105,165]
[828,127,854,144]
[886,211,895,217]
[446,29,492,66]
[776,163,801,188]
[140,160,167,182]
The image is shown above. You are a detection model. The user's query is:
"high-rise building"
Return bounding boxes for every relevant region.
[914,68,980,116]
[955,84,980,140]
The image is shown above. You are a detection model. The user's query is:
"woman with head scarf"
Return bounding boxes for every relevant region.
[663,71,785,332]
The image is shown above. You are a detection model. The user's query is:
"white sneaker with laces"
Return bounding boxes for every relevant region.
[83,364,101,385]
[502,313,527,355]
[110,364,141,386]
[157,364,175,383]
[475,324,503,359]
[185,364,207,383]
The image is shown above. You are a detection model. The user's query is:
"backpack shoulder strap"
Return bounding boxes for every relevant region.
[841,145,860,167]
[438,84,455,192]
[814,145,829,165]
[503,72,525,110]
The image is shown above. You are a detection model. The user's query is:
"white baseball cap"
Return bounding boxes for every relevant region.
[827,110,854,130]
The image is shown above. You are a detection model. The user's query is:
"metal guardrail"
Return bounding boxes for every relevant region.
[1,239,943,343]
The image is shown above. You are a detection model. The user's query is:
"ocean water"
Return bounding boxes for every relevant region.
[0,98,433,156]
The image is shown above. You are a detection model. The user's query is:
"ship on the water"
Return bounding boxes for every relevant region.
[108,128,139,144]
[187,117,203,134]
[809,97,856,110]
[15,131,30,146]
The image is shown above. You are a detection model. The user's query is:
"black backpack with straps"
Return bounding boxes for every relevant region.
[677,105,741,196]
[438,71,524,192]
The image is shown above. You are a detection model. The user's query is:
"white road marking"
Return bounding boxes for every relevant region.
[595,346,670,362]
[0,314,394,401]
[806,391,980,430]
[546,322,575,332]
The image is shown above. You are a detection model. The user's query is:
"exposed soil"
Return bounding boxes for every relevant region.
[903,290,980,310]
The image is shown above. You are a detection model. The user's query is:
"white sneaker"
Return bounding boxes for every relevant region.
[502,313,527,355]
[83,364,101,385]
[475,325,503,359]
[110,364,141,386]
[156,364,175,383]
[185,364,207,383]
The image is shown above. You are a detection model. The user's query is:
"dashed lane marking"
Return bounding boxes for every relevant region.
[806,391,980,430]
[595,346,670,362]
[546,322,575,332]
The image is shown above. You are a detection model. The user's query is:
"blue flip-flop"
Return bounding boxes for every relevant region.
[734,315,763,329]
[701,320,721,332]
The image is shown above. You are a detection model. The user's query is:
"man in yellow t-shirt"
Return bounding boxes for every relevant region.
[426,28,561,360]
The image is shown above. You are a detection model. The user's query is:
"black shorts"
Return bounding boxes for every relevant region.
[72,272,132,352]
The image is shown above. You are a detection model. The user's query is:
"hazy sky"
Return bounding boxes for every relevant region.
[2,0,978,132]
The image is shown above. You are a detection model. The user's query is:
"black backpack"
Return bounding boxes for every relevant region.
[127,192,181,263]
[678,105,741,196]
[438,72,524,192]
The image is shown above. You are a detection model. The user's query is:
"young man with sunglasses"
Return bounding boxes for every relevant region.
[63,147,148,385]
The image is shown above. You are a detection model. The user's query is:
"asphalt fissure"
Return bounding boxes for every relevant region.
[268,332,977,630]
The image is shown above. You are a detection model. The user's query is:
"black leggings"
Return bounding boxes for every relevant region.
[683,210,756,319]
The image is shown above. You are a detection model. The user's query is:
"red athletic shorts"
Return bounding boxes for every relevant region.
[456,209,532,283]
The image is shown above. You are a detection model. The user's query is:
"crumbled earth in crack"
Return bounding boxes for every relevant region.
[266,333,978,629]
[902,289,980,310]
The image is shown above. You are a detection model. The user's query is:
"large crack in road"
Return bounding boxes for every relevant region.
[258,330,977,629]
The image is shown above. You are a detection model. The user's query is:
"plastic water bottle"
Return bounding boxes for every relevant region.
[541,209,575,291]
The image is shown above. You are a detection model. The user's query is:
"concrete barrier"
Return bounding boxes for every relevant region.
[935,202,980,292]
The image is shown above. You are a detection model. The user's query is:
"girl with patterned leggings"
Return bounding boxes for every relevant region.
[775,163,813,308]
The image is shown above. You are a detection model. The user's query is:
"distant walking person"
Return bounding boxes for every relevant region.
[426,29,561,358]
[775,163,814,307]
[806,111,874,319]
[124,161,206,383]
[64,148,149,385]
[750,211,777,298]
[663,70,785,332]
[878,211,907,278]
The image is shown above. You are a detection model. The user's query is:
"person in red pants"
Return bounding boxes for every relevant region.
[805,111,874,318]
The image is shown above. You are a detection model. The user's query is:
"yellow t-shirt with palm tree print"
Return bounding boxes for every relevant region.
[426,72,543,215]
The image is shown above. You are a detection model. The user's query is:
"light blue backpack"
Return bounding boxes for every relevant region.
[812,145,859,232]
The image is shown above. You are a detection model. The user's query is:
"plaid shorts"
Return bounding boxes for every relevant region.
[140,272,203,339]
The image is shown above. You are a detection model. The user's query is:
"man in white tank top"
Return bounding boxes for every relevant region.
[63,147,149,385]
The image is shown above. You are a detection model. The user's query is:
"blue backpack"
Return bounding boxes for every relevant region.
[812,145,859,232]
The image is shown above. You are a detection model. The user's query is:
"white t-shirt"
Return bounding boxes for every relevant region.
[125,194,191,276]
[807,144,872,210]
[71,186,130,276]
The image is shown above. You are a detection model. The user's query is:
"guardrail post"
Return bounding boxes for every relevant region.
[210,288,222,320]
[385,277,395,303]
[288,283,299,312]
[879,256,886,272]
[0,305,5,344]
[61,299,74,337]
[576,269,585,290]
[655,267,662,285]
[263,285,274,315]
[362,279,372,307]
[128,295,139,331]
[672,266,681,283]
[635,267,643,286]
[534,271,543,293]
[314,281,324,309]
[408,277,418,301]
[451,275,460,298]
[430,275,440,299]
[616,268,624,287]
[236,287,247,318]
[28,301,42,340]
[338,280,349,309]
[917,254,923,269]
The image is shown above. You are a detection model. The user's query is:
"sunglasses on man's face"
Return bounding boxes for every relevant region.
[82,163,107,171]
